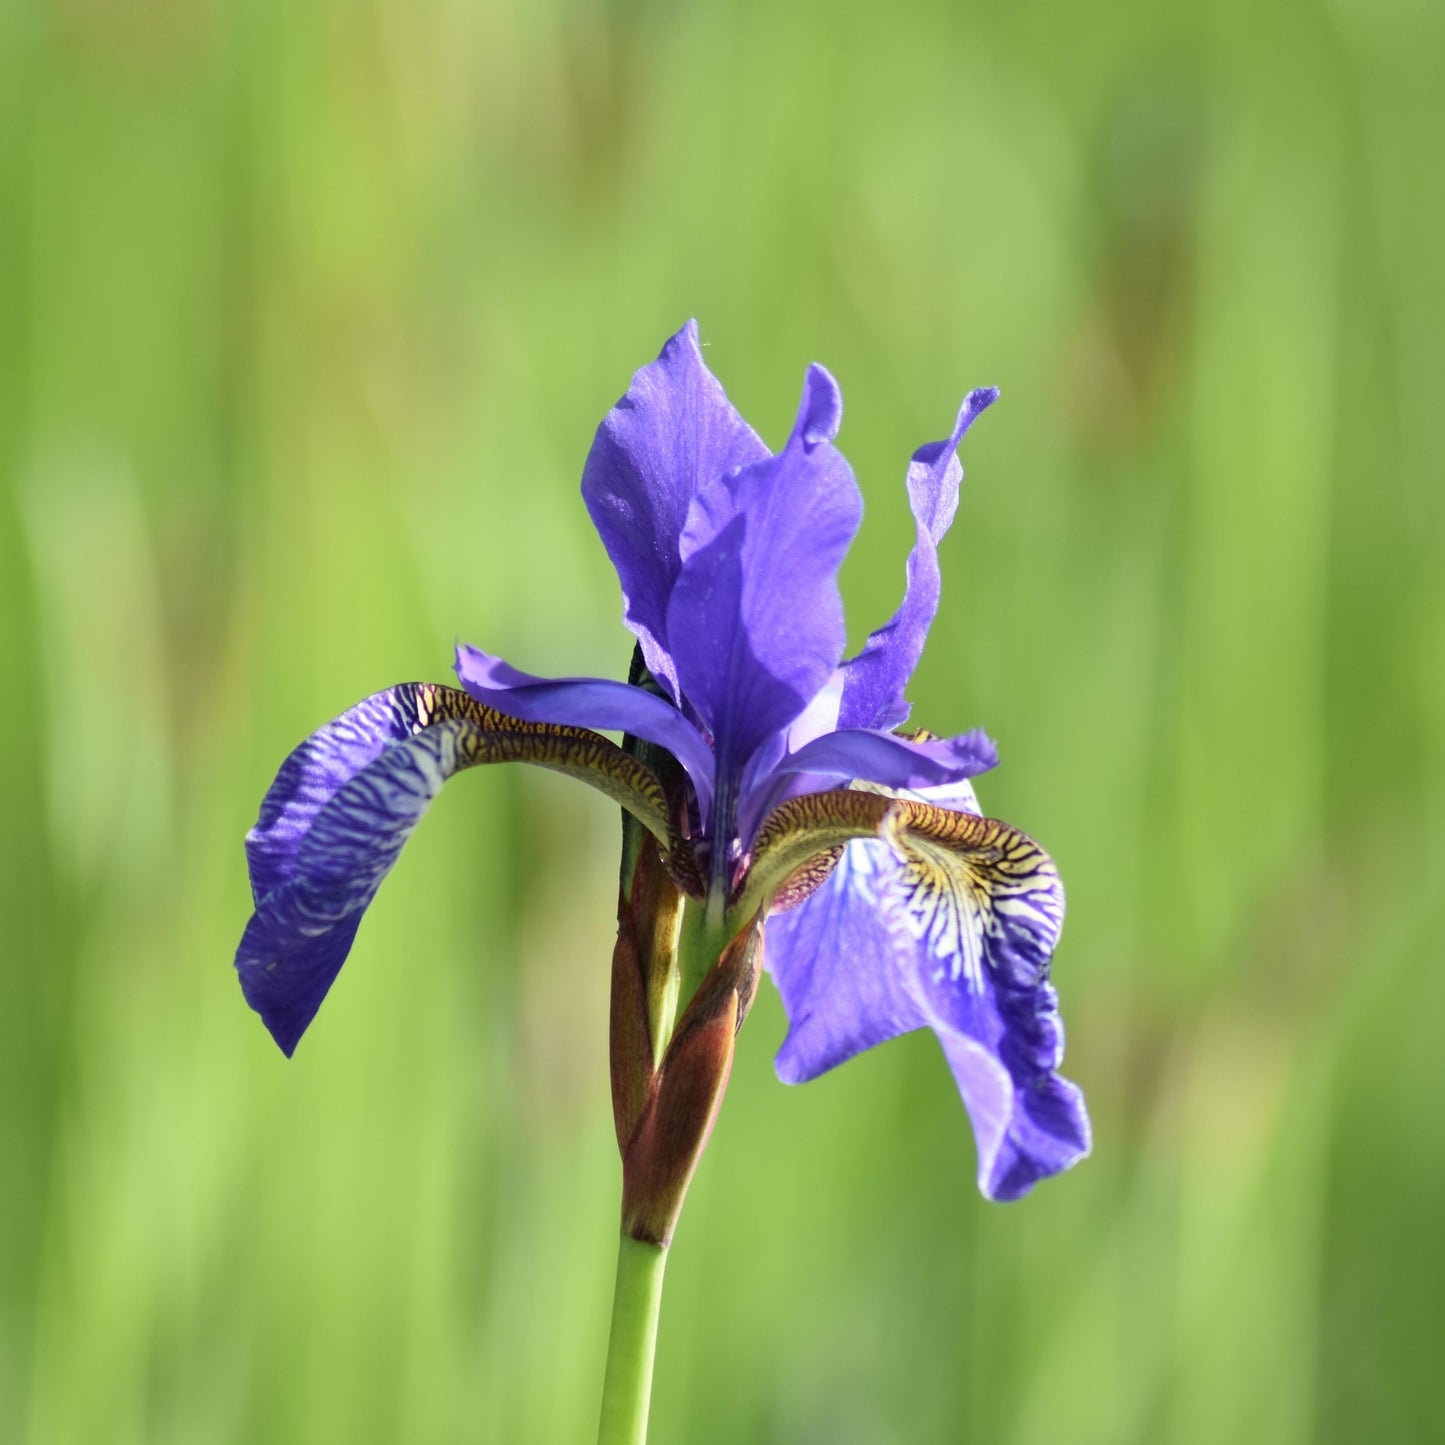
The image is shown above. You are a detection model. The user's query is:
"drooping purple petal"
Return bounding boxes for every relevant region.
[245,684,443,904]
[766,842,926,1082]
[764,789,1089,1201]
[238,711,483,1056]
[666,364,862,792]
[894,808,1089,1200]
[237,904,365,1061]
[838,387,998,731]
[580,320,769,700]
[454,642,716,821]
[737,727,999,848]
[239,681,685,1056]
[934,988,1091,1201]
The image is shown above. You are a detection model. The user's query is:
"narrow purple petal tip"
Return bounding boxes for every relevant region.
[794,363,843,448]
[838,386,999,731]
[966,384,1000,416]
[908,386,999,488]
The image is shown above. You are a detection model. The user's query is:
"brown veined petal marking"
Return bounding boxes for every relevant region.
[739,788,1061,994]
[417,685,702,894]
[880,803,1064,991]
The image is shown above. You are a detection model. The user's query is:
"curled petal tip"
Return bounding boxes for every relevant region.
[951,387,999,445]
[956,727,999,774]
[794,363,843,448]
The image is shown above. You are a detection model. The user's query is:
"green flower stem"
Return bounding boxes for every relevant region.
[675,893,732,1022]
[596,1234,669,1445]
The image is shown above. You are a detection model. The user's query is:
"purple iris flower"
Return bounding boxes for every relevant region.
[235,321,1089,1201]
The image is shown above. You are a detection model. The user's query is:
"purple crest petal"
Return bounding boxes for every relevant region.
[737,727,999,848]
[666,364,863,786]
[238,692,481,1055]
[580,320,769,700]
[838,387,998,731]
[454,642,716,820]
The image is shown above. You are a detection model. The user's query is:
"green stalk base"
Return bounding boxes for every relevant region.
[596,1234,669,1445]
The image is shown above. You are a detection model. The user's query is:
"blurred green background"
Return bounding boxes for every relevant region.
[3,0,1442,1440]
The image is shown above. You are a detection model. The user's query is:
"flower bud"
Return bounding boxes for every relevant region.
[616,913,762,1246]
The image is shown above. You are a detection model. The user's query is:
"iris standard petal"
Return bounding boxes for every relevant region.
[784,667,844,750]
[838,388,999,732]
[454,642,716,820]
[666,364,862,786]
[767,842,926,1083]
[580,320,769,699]
[237,684,682,1055]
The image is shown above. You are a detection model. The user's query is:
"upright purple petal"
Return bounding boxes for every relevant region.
[666,364,862,789]
[785,668,845,750]
[838,388,998,731]
[454,642,716,820]
[581,321,769,699]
